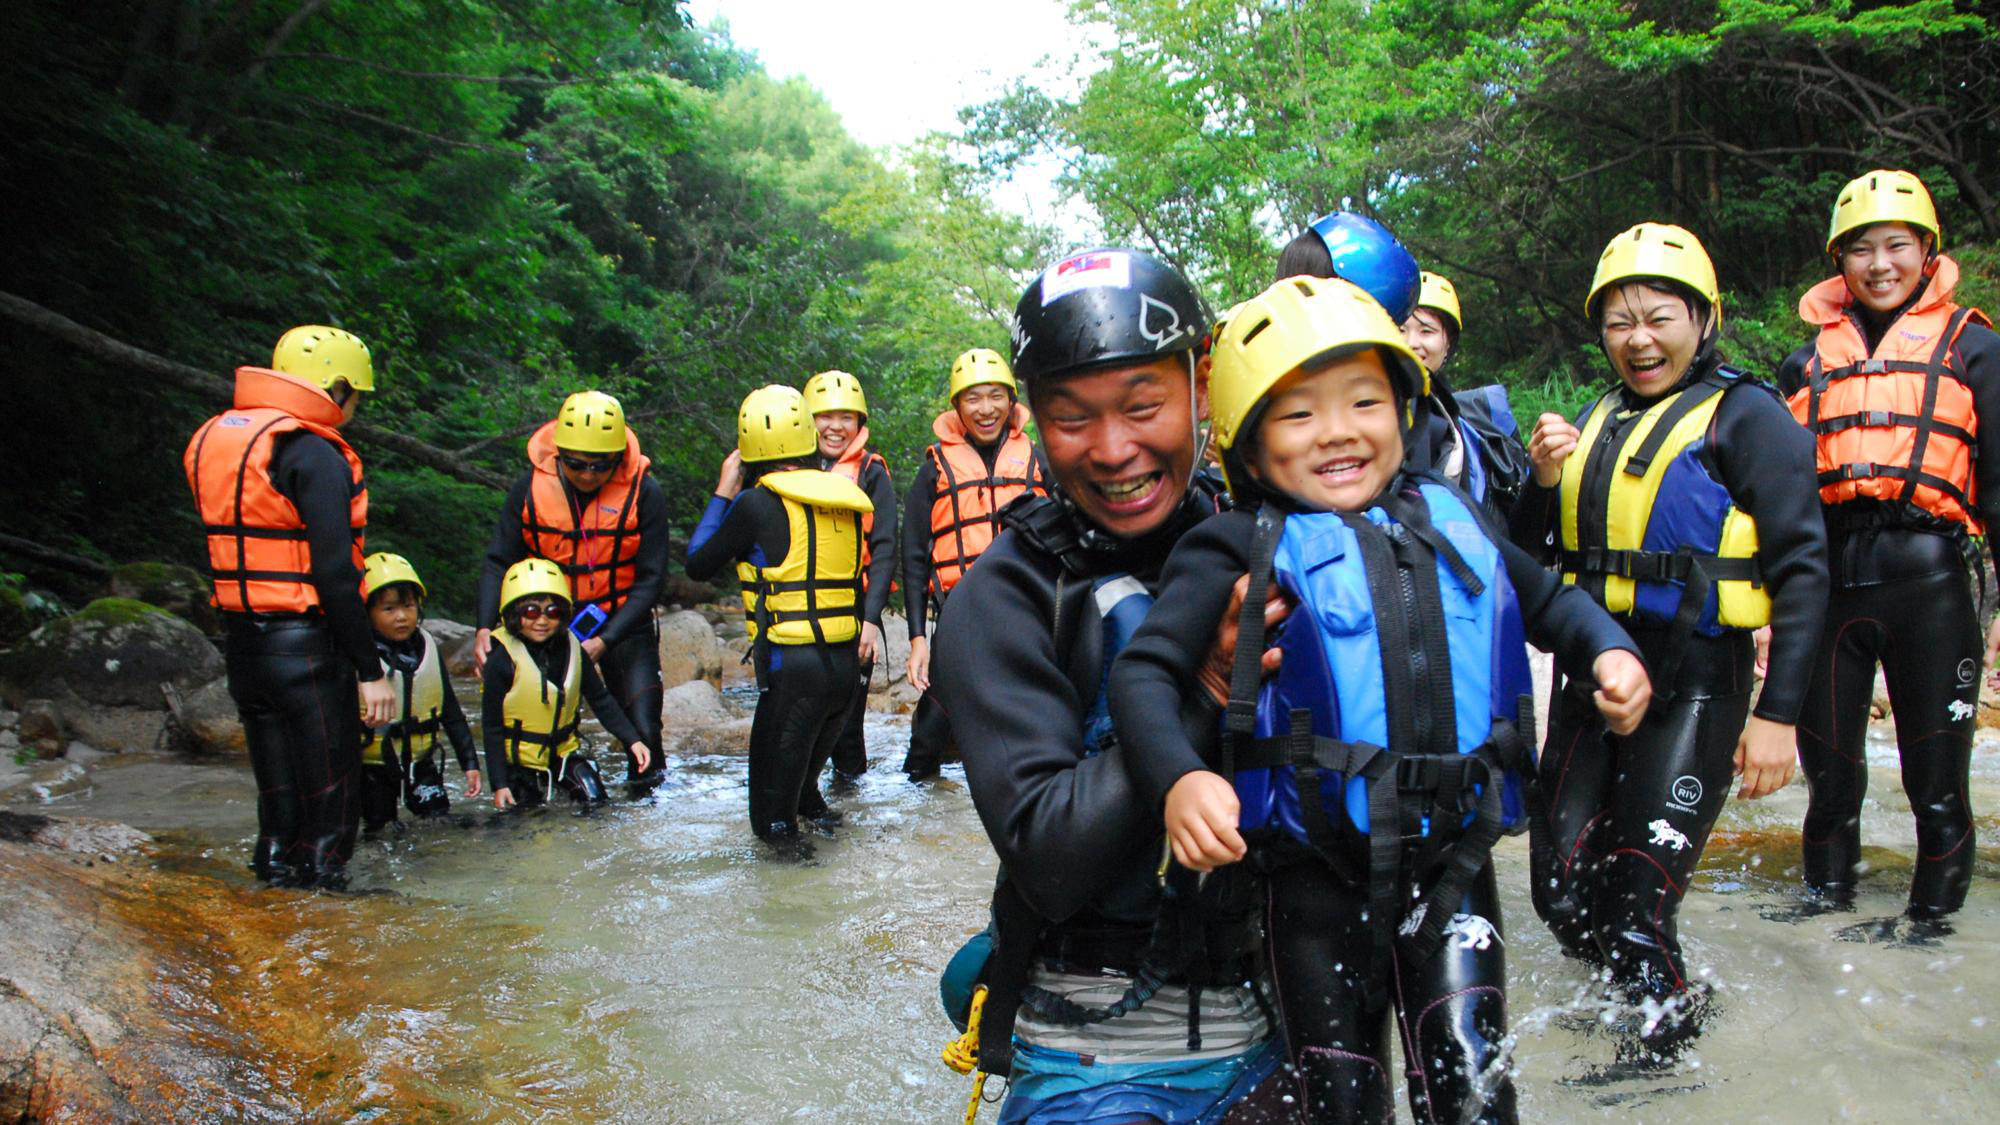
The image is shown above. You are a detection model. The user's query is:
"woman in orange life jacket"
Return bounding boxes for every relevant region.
[685,386,874,858]
[183,326,396,890]
[1776,170,2000,923]
[1516,224,1828,1062]
[899,348,1050,780]
[802,370,898,788]
[472,391,670,799]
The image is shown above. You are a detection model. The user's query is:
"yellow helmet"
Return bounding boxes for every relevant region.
[499,558,571,614]
[737,384,818,463]
[1826,168,1940,253]
[802,369,868,421]
[1586,222,1722,326]
[361,552,426,600]
[273,326,373,393]
[948,348,1017,401]
[1209,275,1429,494]
[554,390,628,454]
[1415,271,1463,333]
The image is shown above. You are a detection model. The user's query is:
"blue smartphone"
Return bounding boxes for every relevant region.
[570,603,607,641]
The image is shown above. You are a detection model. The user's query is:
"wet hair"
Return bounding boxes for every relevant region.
[1590,278,1710,335]
[741,458,808,488]
[365,582,423,610]
[1275,229,1336,282]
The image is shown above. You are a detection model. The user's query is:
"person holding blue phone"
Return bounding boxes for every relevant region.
[474,391,671,798]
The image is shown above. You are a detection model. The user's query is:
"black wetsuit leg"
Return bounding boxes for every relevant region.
[798,646,858,821]
[747,642,851,839]
[557,750,608,805]
[902,691,953,779]
[225,619,361,887]
[828,658,872,781]
[1799,569,1979,914]
[1268,861,1515,1125]
[599,615,665,793]
[1534,627,1748,1051]
[359,761,400,831]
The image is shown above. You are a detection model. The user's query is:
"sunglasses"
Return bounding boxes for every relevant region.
[558,454,621,473]
[513,602,566,621]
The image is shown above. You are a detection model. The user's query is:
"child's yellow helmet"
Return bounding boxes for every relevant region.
[499,558,571,613]
[361,552,426,600]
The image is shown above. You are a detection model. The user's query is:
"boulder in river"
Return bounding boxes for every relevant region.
[0,598,222,711]
[421,616,478,678]
[104,561,219,636]
[18,698,66,758]
[176,677,246,756]
[658,609,722,688]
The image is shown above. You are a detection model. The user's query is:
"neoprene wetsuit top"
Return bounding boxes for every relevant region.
[267,432,382,681]
[683,486,796,591]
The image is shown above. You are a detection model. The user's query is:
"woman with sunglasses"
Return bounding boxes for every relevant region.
[483,559,653,810]
[474,390,671,799]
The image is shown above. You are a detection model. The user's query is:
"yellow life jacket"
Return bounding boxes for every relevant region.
[360,631,446,769]
[1558,371,1770,637]
[735,469,872,646]
[493,627,582,774]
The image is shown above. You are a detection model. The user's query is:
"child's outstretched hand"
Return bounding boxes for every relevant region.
[1591,649,1651,734]
[1164,770,1246,872]
[494,786,516,810]
[630,743,653,775]
[463,769,484,799]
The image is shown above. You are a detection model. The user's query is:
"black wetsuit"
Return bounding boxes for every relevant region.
[226,432,383,887]
[821,451,898,782]
[1776,289,2000,915]
[478,470,670,791]
[481,636,641,807]
[685,485,857,841]
[1114,492,1635,1124]
[359,632,478,829]
[1513,358,1828,1045]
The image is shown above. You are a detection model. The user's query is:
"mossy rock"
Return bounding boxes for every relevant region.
[1,597,222,709]
[105,561,218,635]
[0,584,30,646]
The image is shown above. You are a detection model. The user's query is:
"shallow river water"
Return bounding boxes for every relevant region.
[12,704,2000,1124]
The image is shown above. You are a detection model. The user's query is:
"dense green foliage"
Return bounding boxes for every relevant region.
[964,0,1998,389]
[0,1,1052,616]
[3,1,1992,619]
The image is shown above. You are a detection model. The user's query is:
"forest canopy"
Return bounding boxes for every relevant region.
[1,0,1992,616]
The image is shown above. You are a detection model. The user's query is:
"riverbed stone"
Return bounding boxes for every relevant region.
[26,760,88,802]
[659,609,723,688]
[17,699,65,758]
[0,597,223,710]
[662,678,736,728]
[178,677,246,756]
[877,610,913,685]
[105,560,219,635]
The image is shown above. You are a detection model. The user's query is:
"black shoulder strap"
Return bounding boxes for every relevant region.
[1221,507,1286,779]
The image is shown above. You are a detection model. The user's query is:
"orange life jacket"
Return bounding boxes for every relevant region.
[1788,256,1991,531]
[824,426,888,588]
[184,368,366,615]
[926,404,1045,596]
[519,422,652,614]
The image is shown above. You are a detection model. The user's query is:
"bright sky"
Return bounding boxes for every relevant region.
[685,0,1097,233]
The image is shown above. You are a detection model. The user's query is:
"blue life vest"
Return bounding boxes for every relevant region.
[1082,573,1154,756]
[1231,481,1535,848]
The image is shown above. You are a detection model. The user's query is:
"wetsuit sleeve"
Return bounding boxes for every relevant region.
[268,433,380,680]
[581,659,645,748]
[1952,325,2000,573]
[438,682,478,773]
[482,646,514,793]
[861,460,899,627]
[1709,385,1829,723]
[1504,537,1641,679]
[932,542,1158,923]
[598,476,669,647]
[1109,512,1256,808]
[902,456,940,637]
[476,473,534,628]
[684,488,791,582]
[1773,343,1814,399]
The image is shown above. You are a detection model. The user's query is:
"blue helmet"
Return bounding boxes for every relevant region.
[1305,212,1422,323]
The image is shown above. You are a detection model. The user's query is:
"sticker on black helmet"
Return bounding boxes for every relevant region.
[1139,293,1191,347]
[1042,251,1131,303]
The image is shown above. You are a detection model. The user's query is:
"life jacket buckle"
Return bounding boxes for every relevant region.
[1859,359,1888,375]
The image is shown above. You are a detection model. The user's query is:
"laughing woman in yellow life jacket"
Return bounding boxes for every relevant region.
[802,370,898,788]
[685,386,874,857]
[184,325,396,891]
[1776,170,2000,921]
[1515,224,1829,1060]
[899,347,1050,779]
[474,390,670,799]
[358,552,481,833]
[482,559,652,811]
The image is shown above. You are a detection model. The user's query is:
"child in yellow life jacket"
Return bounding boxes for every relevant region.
[482,558,653,810]
[359,553,481,831]
[1110,276,1648,1125]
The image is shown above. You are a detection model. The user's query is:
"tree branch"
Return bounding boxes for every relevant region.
[0,290,509,491]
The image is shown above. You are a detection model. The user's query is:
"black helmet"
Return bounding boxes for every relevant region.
[1010,248,1210,385]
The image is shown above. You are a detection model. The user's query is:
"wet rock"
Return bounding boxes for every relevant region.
[0,729,16,752]
[0,707,17,729]
[662,678,738,728]
[423,616,478,678]
[659,609,723,688]
[26,760,88,802]
[871,680,920,714]
[0,597,222,710]
[105,560,219,635]
[17,699,65,758]
[65,741,112,767]
[662,572,718,608]
[178,678,245,756]
[0,811,149,853]
[877,611,913,685]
